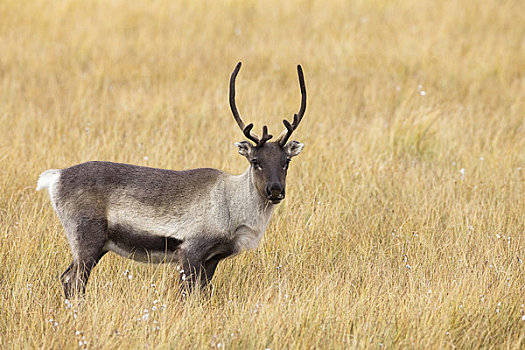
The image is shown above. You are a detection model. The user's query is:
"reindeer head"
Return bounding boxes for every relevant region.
[229,62,306,204]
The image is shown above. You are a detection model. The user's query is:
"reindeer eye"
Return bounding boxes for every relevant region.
[252,159,262,170]
[283,159,290,170]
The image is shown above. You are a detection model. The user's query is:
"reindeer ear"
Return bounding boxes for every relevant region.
[235,141,254,158]
[284,141,304,158]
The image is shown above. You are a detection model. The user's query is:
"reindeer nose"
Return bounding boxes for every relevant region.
[266,183,285,199]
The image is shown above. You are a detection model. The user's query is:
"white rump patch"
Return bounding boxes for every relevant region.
[36,169,61,212]
[36,169,60,191]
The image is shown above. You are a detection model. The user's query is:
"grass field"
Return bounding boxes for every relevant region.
[1,0,524,348]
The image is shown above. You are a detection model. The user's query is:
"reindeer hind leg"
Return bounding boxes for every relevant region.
[61,216,108,299]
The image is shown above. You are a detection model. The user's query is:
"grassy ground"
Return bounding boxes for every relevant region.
[1,0,524,348]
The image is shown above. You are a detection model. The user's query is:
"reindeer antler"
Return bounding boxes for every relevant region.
[259,125,273,146]
[277,65,307,146]
[229,62,273,147]
[240,123,259,144]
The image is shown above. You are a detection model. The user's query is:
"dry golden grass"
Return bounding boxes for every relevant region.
[1,0,524,348]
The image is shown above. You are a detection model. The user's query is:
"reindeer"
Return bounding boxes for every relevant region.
[36,62,307,299]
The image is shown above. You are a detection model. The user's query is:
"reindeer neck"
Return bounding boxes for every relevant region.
[226,166,274,230]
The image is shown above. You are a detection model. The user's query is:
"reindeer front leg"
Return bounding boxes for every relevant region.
[178,253,205,295]
[178,236,234,295]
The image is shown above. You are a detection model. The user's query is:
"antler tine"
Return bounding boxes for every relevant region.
[278,64,307,146]
[229,61,260,144]
[242,123,260,145]
[258,125,273,147]
[278,115,296,147]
